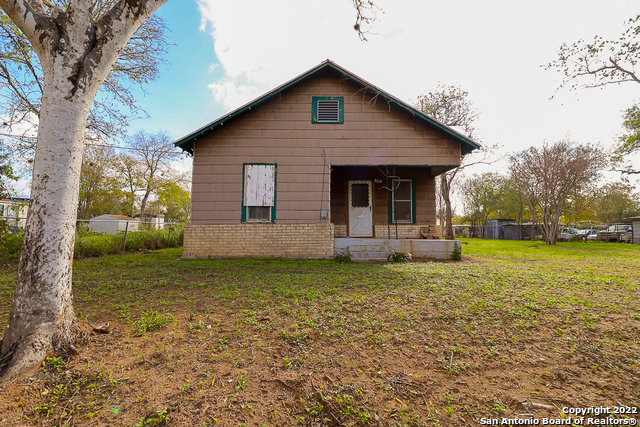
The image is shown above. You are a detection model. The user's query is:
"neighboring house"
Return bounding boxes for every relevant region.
[89,214,139,235]
[0,198,29,228]
[174,60,479,260]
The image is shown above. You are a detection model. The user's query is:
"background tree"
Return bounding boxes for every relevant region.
[414,84,484,240]
[0,141,16,197]
[0,0,379,381]
[0,7,169,158]
[613,104,640,174]
[150,178,190,223]
[509,140,605,245]
[495,179,530,228]
[77,144,122,219]
[593,181,640,223]
[560,189,599,226]
[548,13,640,174]
[460,172,505,238]
[123,130,179,219]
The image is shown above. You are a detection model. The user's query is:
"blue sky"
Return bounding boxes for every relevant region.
[128,0,640,161]
[127,0,224,139]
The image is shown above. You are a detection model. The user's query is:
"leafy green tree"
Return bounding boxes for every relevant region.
[77,144,123,219]
[152,181,190,223]
[494,179,530,225]
[460,172,505,237]
[613,104,640,174]
[0,141,17,197]
[593,181,640,223]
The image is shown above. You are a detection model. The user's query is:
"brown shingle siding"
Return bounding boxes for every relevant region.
[190,70,461,227]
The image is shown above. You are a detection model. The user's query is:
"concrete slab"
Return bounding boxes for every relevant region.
[335,238,461,260]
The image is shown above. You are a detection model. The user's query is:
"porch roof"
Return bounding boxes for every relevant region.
[174,59,481,157]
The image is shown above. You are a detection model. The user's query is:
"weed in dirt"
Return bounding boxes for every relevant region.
[133,309,174,335]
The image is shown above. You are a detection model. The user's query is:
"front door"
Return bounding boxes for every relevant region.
[348,180,373,237]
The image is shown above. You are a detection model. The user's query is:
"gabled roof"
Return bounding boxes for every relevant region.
[174,59,481,156]
[91,214,137,221]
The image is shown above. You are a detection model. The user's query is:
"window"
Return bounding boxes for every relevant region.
[351,183,370,208]
[312,97,344,123]
[389,178,415,224]
[242,164,276,222]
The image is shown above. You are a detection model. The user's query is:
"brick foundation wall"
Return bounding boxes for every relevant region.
[334,224,442,239]
[183,223,334,259]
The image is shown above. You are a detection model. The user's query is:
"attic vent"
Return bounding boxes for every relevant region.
[312,97,344,123]
[317,100,340,122]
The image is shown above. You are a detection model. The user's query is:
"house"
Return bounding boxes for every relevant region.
[89,214,139,235]
[0,198,29,228]
[174,60,479,260]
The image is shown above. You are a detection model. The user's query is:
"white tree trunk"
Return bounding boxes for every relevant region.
[1,79,92,379]
[0,0,170,381]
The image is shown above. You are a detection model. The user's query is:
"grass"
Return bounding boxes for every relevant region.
[0,239,639,426]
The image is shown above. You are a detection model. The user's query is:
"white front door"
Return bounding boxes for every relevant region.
[349,180,373,237]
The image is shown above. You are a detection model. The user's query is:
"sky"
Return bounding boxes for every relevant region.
[10,0,640,196]
[128,0,640,160]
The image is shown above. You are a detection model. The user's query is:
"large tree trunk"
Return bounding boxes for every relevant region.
[0,0,169,383]
[139,187,151,219]
[440,173,454,240]
[1,84,91,379]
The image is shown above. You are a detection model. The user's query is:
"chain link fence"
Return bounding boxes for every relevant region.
[76,219,183,253]
[1,217,184,261]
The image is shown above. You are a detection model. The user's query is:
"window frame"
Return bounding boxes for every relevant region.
[241,163,277,223]
[312,97,344,124]
[388,177,416,224]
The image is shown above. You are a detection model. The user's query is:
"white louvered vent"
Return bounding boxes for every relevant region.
[316,100,340,122]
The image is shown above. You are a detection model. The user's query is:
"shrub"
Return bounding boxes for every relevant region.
[450,245,462,260]
[334,252,352,263]
[0,220,23,263]
[387,251,412,263]
[0,223,185,262]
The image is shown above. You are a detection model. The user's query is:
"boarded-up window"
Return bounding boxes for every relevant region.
[243,164,276,222]
[244,164,275,207]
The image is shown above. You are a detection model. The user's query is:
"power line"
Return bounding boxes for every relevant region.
[84,142,185,156]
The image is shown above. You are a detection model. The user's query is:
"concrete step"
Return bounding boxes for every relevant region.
[347,245,389,253]
[350,252,389,259]
[347,245,390,262]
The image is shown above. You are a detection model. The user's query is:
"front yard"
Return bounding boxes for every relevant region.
[0,239,638,426]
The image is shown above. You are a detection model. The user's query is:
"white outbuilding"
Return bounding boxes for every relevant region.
[88,215,138,235]
[624,217,640,245]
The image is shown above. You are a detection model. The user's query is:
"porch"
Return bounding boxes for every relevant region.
[330,165,443,239]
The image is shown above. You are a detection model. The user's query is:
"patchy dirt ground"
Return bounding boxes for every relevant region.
[0,241,639,426]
